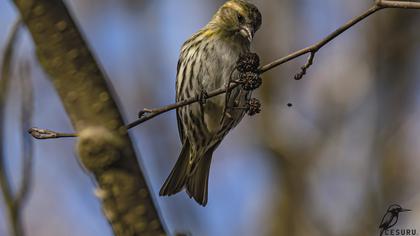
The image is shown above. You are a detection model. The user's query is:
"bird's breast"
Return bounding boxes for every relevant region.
[201,38,250,134]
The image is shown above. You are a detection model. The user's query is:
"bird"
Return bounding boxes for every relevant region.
[379,204,411,236]
[159,0,262,206]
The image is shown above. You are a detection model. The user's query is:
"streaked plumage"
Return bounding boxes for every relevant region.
[159,0,262,206]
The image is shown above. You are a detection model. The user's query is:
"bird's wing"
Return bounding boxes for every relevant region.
[176,111,184,141]
[175,58,185,142]
[175,33,209,143]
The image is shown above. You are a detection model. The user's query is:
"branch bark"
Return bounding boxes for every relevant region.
[378,0,420,9]
[11,1,166,235]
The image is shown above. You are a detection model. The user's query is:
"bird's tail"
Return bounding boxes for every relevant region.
[185,151,213,206]
[159,141,191,197]
[159,141,215,206]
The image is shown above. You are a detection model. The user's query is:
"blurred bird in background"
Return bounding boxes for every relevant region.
[159,0,262,206]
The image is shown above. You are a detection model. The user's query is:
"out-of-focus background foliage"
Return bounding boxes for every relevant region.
[1,0,420,235]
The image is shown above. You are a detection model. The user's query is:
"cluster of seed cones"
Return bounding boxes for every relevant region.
[236,53,262,116]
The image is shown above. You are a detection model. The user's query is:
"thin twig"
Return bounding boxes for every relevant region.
[28,1,420,139]
[294,52,315,80]
[0,18,24,236]
[15,61,34,207]
[0,19,21,209]
[28,127,77,139]
[259,4,383,73]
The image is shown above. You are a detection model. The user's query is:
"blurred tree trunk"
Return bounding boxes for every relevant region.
[256,2,419,236]
[256,1,321,235]
[350,9,419,236]
[11,1,166,235]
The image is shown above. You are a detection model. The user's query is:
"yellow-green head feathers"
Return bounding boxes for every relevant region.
[208,0,262,41]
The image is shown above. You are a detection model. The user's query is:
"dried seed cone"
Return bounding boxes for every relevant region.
[241,72,262,91]
[237,53,260,73]
[246,98,262,116]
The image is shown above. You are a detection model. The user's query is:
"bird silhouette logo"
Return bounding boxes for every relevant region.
[379,204,411,236]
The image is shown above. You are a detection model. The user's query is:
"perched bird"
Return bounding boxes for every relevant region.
[379,204,411,236]
[159,0,262,206]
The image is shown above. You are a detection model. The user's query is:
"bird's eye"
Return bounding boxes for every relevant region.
[237,14,245,24]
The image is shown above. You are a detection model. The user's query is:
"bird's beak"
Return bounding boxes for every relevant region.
[239,26,253,42]
[401,208,411,212]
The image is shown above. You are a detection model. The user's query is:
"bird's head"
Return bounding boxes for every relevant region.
[209,0,262,42]
[388,204,411,215]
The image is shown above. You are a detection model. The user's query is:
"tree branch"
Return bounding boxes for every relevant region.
[28,1,420,139]
[12,0,166,235]
[125,1,420,129]
[378,0,420,9]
